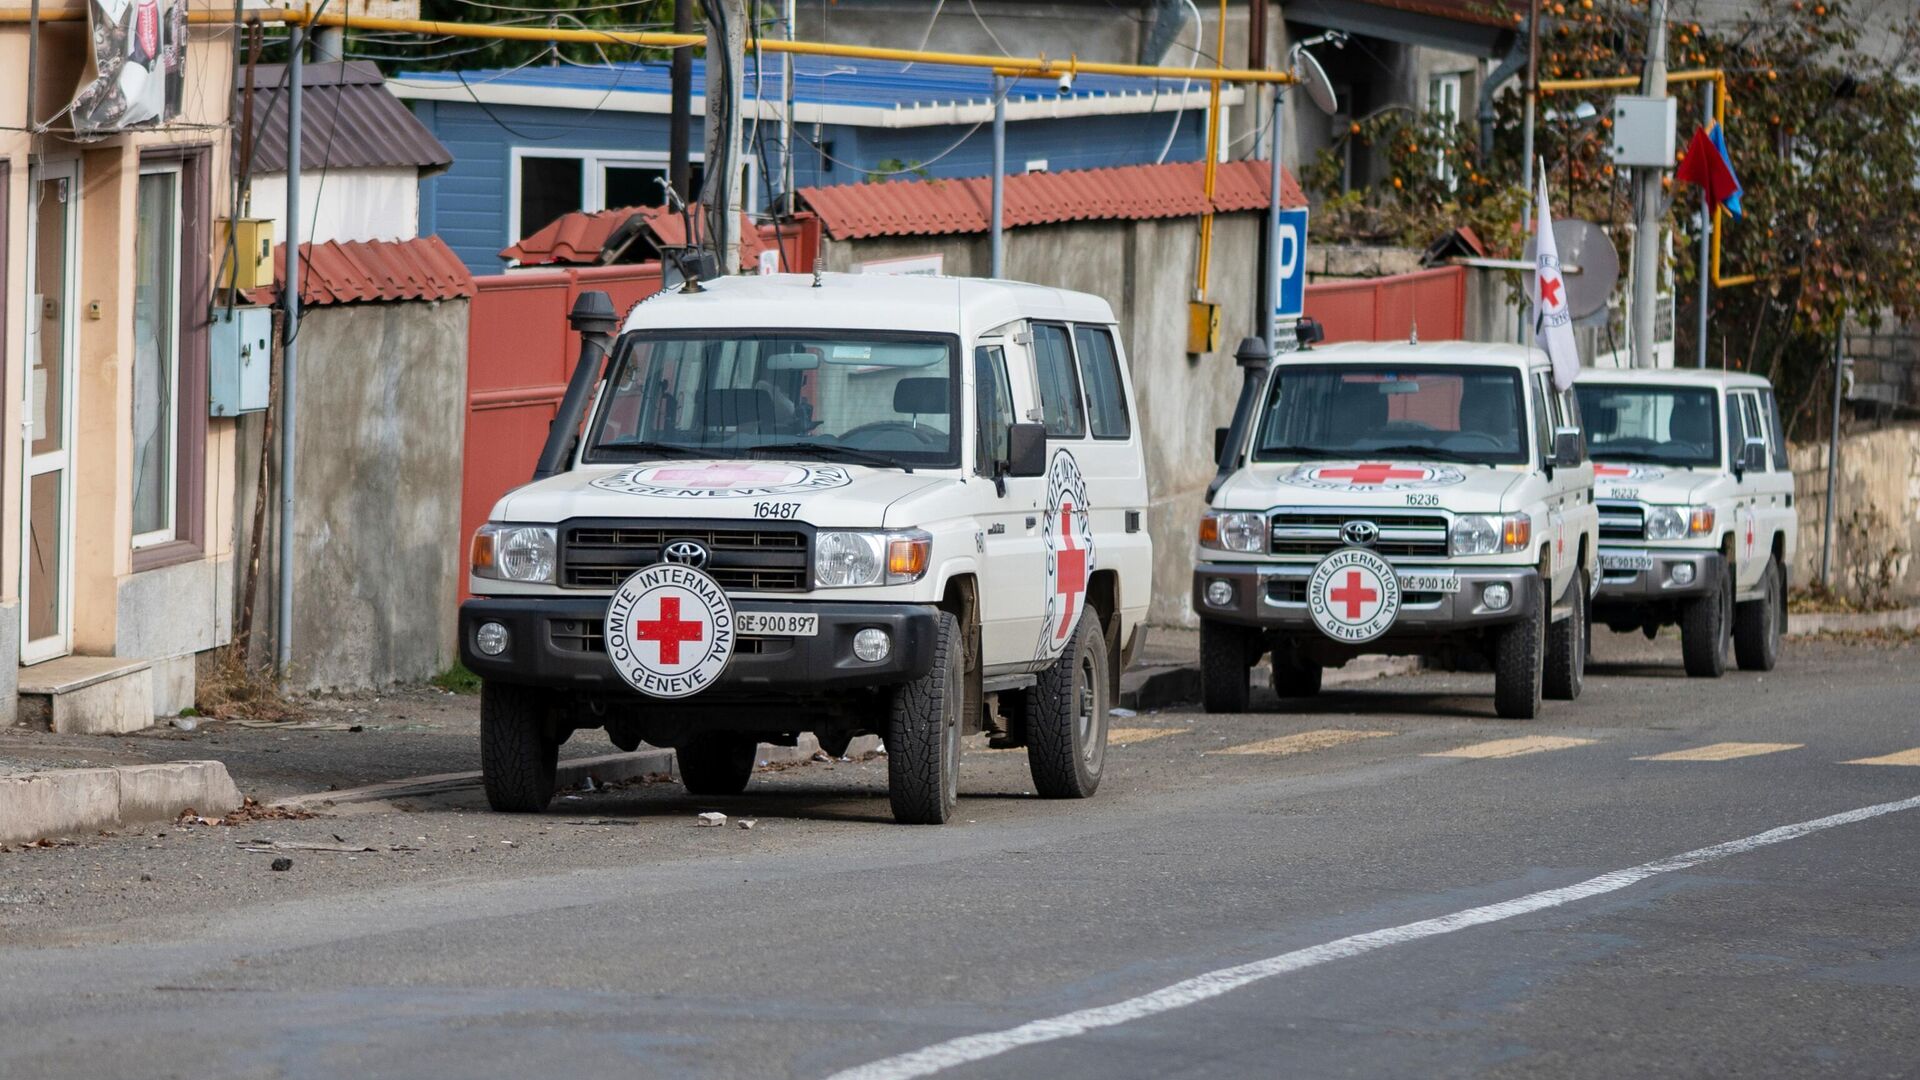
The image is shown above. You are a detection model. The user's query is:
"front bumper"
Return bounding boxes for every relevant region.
[1593,547,1722,601]
[1192,560,1540,636]
[459,596,938,695]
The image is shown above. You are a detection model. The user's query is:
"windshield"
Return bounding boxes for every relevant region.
[1252,364,1530,466]
[1573,384,1720,468]
[585,330,961,470]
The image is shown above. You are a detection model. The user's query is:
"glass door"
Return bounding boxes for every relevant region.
[22,160,79,663]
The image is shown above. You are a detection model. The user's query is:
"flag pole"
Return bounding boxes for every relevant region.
[1694,82,1712,368]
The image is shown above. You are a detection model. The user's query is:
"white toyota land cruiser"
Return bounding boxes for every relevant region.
[1573,369,1793,676]
[460,273,1151,824]
[1194,339,1599,719]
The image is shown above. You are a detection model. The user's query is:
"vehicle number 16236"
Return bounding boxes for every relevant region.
[753,502,802,519]
[1404,493,1440,507]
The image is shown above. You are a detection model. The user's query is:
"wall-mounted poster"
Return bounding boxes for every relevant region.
[70,0,186,135]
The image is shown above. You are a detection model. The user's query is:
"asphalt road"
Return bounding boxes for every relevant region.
[3,630,1918,1080]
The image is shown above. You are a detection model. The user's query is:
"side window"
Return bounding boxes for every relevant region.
[1071,324,1131,439]
[1737,393,1768,471]
[973,345,1014,477]
[1555,387,1586,461]
[1759,388,1789,470]
[1531,374,1555,467]
[1724,392,1746,467]
[1031,323,1086,438]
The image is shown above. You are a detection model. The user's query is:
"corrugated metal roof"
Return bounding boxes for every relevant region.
[1351,0,1514,27]
[501,206,783,266]
[798,159,1305,241]
[240,61,453,175]
[390,54,1223,118]
[249,236,476,307]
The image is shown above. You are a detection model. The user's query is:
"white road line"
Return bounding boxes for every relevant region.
[823,793,1920,1080]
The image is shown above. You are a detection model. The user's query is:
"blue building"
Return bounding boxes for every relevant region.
[389,56,1235,271]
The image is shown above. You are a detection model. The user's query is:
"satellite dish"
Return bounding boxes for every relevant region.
[1522,219,1621,321]
[1292,48,1339,116]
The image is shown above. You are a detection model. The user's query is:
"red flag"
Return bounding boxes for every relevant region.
[1675,125,1739,210]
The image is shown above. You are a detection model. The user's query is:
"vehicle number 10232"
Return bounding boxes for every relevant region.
[1404,493,1440,507]
[754,502,802,519]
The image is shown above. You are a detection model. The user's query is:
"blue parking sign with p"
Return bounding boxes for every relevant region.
[1274,207,1308,322]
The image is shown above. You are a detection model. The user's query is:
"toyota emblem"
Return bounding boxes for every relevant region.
[1342,520,1380,547]
[662,540,710,568]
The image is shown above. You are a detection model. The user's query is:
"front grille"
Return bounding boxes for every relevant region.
[1270,511,1449,559]
[1266,578,1308,604]
[1597,501,1646,542]
[561,523,810,591]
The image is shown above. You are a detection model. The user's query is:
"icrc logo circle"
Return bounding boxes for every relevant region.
[1280,463,1467,492]
[1308,547,1402,644]
[605,564,736,699]
[1034,449,1097,661]
[591,462,853,499]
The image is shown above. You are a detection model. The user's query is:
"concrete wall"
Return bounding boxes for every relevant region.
[236,300,470,691]
[826,212,1267,627]
[1791,425,1920,605]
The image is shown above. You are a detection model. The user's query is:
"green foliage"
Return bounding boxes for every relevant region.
[866,158,933,182]
[431,662,483,695]
[371,0,683,74]
[1300,0,1920,436]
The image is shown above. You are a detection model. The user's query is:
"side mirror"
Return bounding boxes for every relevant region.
[1005,422,1048,478]
[1736,436,1767,478]
[1552,427,1584,470]
[1213,426,1230,463]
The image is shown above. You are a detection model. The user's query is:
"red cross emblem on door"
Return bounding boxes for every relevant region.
[634,596,705,665]
[1317,463,1429,486]
[1053,503,1088,642]
[1329,570,1380,620]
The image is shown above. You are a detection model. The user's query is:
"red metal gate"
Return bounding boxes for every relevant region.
[1305,266,1468,343]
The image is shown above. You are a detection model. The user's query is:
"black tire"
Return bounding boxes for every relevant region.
[480,681,560,813]
[1027,615,1110,799]
[886,611,963,824]
[1734,557,1783,672]
[1199,618,1253,714]
[1270,650,1323,698]
[1681,560,1733,678]
[1491,576,1545,720]
[1544,568,1588,701]
[677,734,757,796]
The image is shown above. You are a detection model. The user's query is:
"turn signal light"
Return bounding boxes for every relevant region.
[887,536,931,578]
[470,530,496,573]
[1688,507,1716,536]
[1501,516,1532,550]
[1198,517,1221,545]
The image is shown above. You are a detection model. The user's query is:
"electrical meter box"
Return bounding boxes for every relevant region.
[218,218,275,291]
[1609,95,1678,168]
[210,306,273,416]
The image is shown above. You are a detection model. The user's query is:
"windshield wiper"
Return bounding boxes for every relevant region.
[750,442,913,473]
[1591,449,1685,465]
[1362,444,1506,465]
[1253,445,1355,461]
[592,440,709,460]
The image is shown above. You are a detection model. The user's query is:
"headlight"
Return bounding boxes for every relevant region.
[472,524,557,583]
[1450,513,1532,556]
[1200,511,1266,553]
[1647,505,1716,540]
[815,530,931,588]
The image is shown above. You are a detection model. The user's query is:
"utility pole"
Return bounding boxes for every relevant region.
[990,74,1005,279]
[1519,0,1538,347]
[781,0,796,205]
[669,0,694,202]
[704,0,746,273]
[1629,0,1669,368]
[277,24,303,674]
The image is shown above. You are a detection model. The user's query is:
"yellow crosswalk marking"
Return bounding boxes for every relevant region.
[1210,729,1394,756]
[1107,727,1185,746]
[1426,736,1595,760]
[1634,742,1803,762]
[1843,748,1920,766]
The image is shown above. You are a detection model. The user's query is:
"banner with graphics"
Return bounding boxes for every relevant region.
[70,0,186,136]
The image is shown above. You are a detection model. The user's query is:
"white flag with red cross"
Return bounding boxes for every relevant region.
[1533,159,1582,391]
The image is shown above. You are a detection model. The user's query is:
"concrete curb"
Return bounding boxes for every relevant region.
[1119,655,1422,711]
[1786,607,1920,636]
[0,761,243,846]
[275,749,677,810]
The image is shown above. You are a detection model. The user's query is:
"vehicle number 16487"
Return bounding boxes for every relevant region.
[754,502,802,519]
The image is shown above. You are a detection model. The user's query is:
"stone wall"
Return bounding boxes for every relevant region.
[1790,424,1920,605]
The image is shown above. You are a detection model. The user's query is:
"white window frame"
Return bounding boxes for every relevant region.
[133,161,183,550]
[506,147,757,249]
[1427,73,1463,188]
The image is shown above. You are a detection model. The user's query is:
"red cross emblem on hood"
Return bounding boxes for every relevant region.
[1319,463,1428,486]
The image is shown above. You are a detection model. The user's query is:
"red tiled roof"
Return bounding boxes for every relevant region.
[502,205,781,266]
[796,160,1307,241]
[249,236,476,306]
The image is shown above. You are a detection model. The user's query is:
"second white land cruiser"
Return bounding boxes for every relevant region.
[1194,338,1599,719]
[1574,369,1794,675]
[460,273,1152,824]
